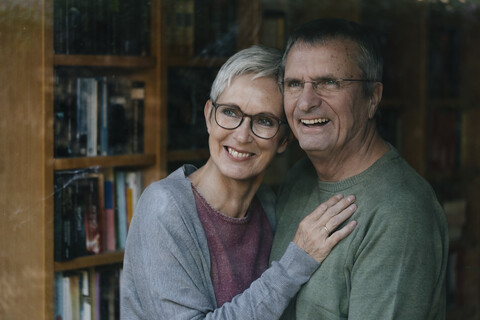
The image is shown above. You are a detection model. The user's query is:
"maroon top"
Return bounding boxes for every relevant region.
[192,185,274,307]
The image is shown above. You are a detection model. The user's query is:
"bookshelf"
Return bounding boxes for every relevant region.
[164,0,261,169]
[0,0,262,319]
[0,0,164,318]
[2,0,478,319]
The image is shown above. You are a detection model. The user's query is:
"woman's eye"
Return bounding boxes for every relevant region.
[255,116,274,127]
[222,107,241,117]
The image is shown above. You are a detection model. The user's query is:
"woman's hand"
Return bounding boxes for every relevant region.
[292,194,357,263]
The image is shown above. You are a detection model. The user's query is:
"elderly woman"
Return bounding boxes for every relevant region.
[121,45,357,320]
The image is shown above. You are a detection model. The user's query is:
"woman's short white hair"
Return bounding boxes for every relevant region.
[209,45,282,102]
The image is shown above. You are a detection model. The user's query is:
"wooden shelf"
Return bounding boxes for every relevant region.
[54,154,156,170]
[54,251,124,272]
[54,54,157,68]
[167,149,210,162]
[167,56,227,68]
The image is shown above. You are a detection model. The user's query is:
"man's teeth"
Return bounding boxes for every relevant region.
[301,118,329,125]
[228,147,251,158]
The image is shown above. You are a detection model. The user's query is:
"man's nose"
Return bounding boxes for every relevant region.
[297,82,323,111]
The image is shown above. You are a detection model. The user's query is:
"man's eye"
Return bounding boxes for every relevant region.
[286,80,303,88]
[322,79,340,87]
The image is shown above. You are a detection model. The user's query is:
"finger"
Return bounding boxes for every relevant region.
[306,194,345,222]
[323,202,357,234]
[327,220,357,246]
[318,195,356,226]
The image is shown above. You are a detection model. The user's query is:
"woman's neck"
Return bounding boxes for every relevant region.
[189,159,263,219]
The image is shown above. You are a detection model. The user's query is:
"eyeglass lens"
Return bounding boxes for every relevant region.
[214,104,280,139]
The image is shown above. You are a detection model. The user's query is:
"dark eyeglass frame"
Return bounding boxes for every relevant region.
[282,78,377,95]
[211,101,287,140]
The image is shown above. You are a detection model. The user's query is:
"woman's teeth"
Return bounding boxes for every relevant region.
[228,147,252,158]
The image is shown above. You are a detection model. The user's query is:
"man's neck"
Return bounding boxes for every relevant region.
[308,134,390,182]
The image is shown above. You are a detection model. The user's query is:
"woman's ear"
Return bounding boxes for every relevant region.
[276,130,294,155]
[368,82,383,119]
[204,100,213,134]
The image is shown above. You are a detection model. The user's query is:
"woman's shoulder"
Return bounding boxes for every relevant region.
[135,165,198,224]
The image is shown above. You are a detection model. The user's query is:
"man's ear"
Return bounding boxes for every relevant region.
[204,100,213,134]
[277,130,294,155]
[368,82,383,119]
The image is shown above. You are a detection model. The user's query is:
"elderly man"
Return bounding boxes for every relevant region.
[270,18,448,319]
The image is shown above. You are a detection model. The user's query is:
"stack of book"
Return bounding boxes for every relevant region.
[54,267,121,320]
[54,75,145,158]
[54,0,151,55]
[166,0,237,58]
[54,168,143,262]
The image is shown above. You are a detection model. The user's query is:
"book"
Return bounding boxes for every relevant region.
[125,171,143,228]
[55,76,145,157]
[54,171,105,260]
[108,89,130,155]
[103,168,117,252]
[76,78,93,156]
[54,75,76,157]
[184,0,195,57]
[97,267,121,320]
[443,199,467,242]
[54,171,76,261]
[54,0,151,55]
[429,108,462,172]
[98,76,109,156]
[115,171,127,249]
[82,174,104,255]
[79,270,92,320]
[129,82,145,154]
[54,273,65,320]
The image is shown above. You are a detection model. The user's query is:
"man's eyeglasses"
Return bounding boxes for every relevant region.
[283,78,376,97]
[212,102,287,139]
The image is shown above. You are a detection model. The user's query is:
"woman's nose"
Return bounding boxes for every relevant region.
[232,117,253,143]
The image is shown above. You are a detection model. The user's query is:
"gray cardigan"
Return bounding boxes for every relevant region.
[121,165,319,320]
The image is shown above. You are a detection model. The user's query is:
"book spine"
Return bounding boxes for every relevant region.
[103,168,116,252]
[130,82,145,154]
[86,79,99,157]
[115,171,127,249]
[98,77,109,156]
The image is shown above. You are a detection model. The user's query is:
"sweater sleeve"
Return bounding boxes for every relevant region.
[347,193,448,319]
[121,181,320,320]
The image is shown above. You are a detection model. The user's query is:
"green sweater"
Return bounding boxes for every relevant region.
[270,147,448,319]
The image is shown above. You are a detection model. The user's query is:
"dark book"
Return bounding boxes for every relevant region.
[81,174,105,255]
[194,0,237,57]
[129,82,145,154]
[97,267,121,320]
[54,74,77,158]
[54,172,75,261]
[103,168,116,252]
[428,5,461,99]
[167,67,215,150]
[429,108,462,172]
[108,79,131,155]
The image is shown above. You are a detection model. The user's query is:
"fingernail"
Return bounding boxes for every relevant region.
[347,195,355,202]
[336,194,344,199]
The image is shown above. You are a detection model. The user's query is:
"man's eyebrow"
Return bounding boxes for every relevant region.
[283,77,302,82]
